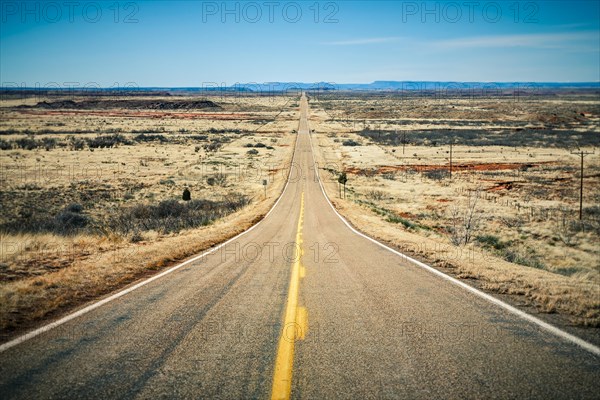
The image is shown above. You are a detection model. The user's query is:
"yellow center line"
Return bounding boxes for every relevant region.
[271,192,308,400]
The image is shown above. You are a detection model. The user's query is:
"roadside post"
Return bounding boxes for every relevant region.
[263,179,267,199]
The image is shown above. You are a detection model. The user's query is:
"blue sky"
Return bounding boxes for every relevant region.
[1,1,599,86]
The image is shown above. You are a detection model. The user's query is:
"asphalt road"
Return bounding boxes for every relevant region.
[0,95,598,399]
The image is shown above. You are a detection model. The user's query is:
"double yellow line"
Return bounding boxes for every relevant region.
[271,192,308,400]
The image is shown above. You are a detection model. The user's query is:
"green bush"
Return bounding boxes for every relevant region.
[0,139,12,150]
[423,169,450,181]
[87,134,132,148]
[387,215,416,229]
[15,136,39,150]
[475,235,506,250]
[55,210,90,234]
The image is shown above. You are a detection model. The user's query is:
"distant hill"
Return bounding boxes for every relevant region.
[233,81,600,91]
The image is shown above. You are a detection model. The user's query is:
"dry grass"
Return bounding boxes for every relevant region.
[0,93,298,336]
[310,92,600,327]
[0,193,286,332]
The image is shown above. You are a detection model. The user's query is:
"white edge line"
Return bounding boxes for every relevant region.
[305,111,600,357]
[0,104,304,354]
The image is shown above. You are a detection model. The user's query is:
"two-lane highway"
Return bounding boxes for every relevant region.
[0,94,598,399]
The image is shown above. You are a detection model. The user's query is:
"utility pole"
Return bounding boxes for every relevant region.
[402,131,406,155]
[571,150,594,220]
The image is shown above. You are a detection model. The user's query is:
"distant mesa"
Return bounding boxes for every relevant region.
[18,99,222,110]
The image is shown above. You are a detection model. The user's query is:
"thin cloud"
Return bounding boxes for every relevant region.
[552,23,595,30]
[432,32,599,49]
[322,37,402,46]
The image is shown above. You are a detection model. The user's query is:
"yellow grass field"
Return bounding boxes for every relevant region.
[0,93,299,335]
[308,92,600,327]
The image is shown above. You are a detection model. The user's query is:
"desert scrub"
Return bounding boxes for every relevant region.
[366,190,386,201]
[475,234,506,250]
[86,134,132,149]
[105,195,250,234]
[386,214,417,230]
[475,235,546,271]
[206,173,227,187]
[1,195,250,237]
[354,198,426,231]
[0,134,134,151]
[501,245,546,270]
[0,203,90,235]
[357,128,600,148]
